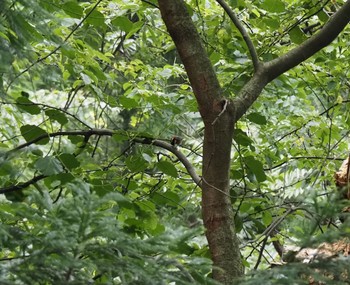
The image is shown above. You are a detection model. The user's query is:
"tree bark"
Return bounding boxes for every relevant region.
[158,0,244,282]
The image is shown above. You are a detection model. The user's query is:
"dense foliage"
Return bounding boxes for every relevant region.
[0,0,349,284]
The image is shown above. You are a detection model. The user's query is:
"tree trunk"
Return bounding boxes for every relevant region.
[202,104,244,281]
[158,0,350,284]
[158,0,244,282]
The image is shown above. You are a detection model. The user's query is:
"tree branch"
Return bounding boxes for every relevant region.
[232,1,350,122]
[216,0,260,70]
[265,0,350,81]
[0,175,46,194]
[134,138,202,187]
[2,129,201,193]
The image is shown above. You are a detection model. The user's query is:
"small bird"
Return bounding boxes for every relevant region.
[170,136,182,147]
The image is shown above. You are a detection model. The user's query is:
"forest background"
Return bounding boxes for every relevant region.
[0,0,350,284]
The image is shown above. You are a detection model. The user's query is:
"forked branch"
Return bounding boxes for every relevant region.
[265,0,350,81]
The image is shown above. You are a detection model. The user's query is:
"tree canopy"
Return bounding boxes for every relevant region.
[0,0,350,284]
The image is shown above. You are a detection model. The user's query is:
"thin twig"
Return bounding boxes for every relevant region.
[216,0,260,70]
[240,207,295,249]
[211,99,228,125]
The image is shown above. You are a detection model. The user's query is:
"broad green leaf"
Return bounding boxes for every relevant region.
[45,109,68,125]
[262,0,285,13]
[44,173,75,188]
[16,96,41,115]
[289,27,307,44]
[59,153,80,170]
[317,10,329,23]
[262,211,272,226]
[231,169,244,180]
[91,179,114,196]
[62,1,83,19]
[126,21,143,39]
[152,190,180,207]
[4,191,26,203]
[263,18,279,29]
[35,156,63,176]
[85,9,106,28]
[120,97,138,109]
[239,202,251,213]
[0,161,14,176]
[111,16,133,33]
[233,129,253,146]
[244,156,266,182]
[246,112,267,125]
[156,161,178,178]
[125,155,147,172]
[20,125,49,145]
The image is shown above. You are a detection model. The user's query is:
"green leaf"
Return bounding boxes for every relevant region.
[20,125,49,145]
[45,109,68,125]
[233,129,253,146]
[85,9,106,28]
[59,153,80,170]
[126,21,143,39]
[152,190,180,207]
[244,156,266,182]
[16,96,41,115]
[246,112,267,125]
[35,156,64,176]
[111,16,133,33]
[62,1,83,18]
[289,27,307,44]
[13,14,43,41]
[262,211,273,226]
[156,161,178,178]
[0,161,14,176]
[91,179,114,196]
[120,97,138,109]
[4,191,26,202]
[234,214,243,232]
[113,133,129,141]
[240,202,252,213]
[262,0,285,13]
[44,173,75,187]
[317,10,329,23]
[125,155,147,172]
[263,18,279,29]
